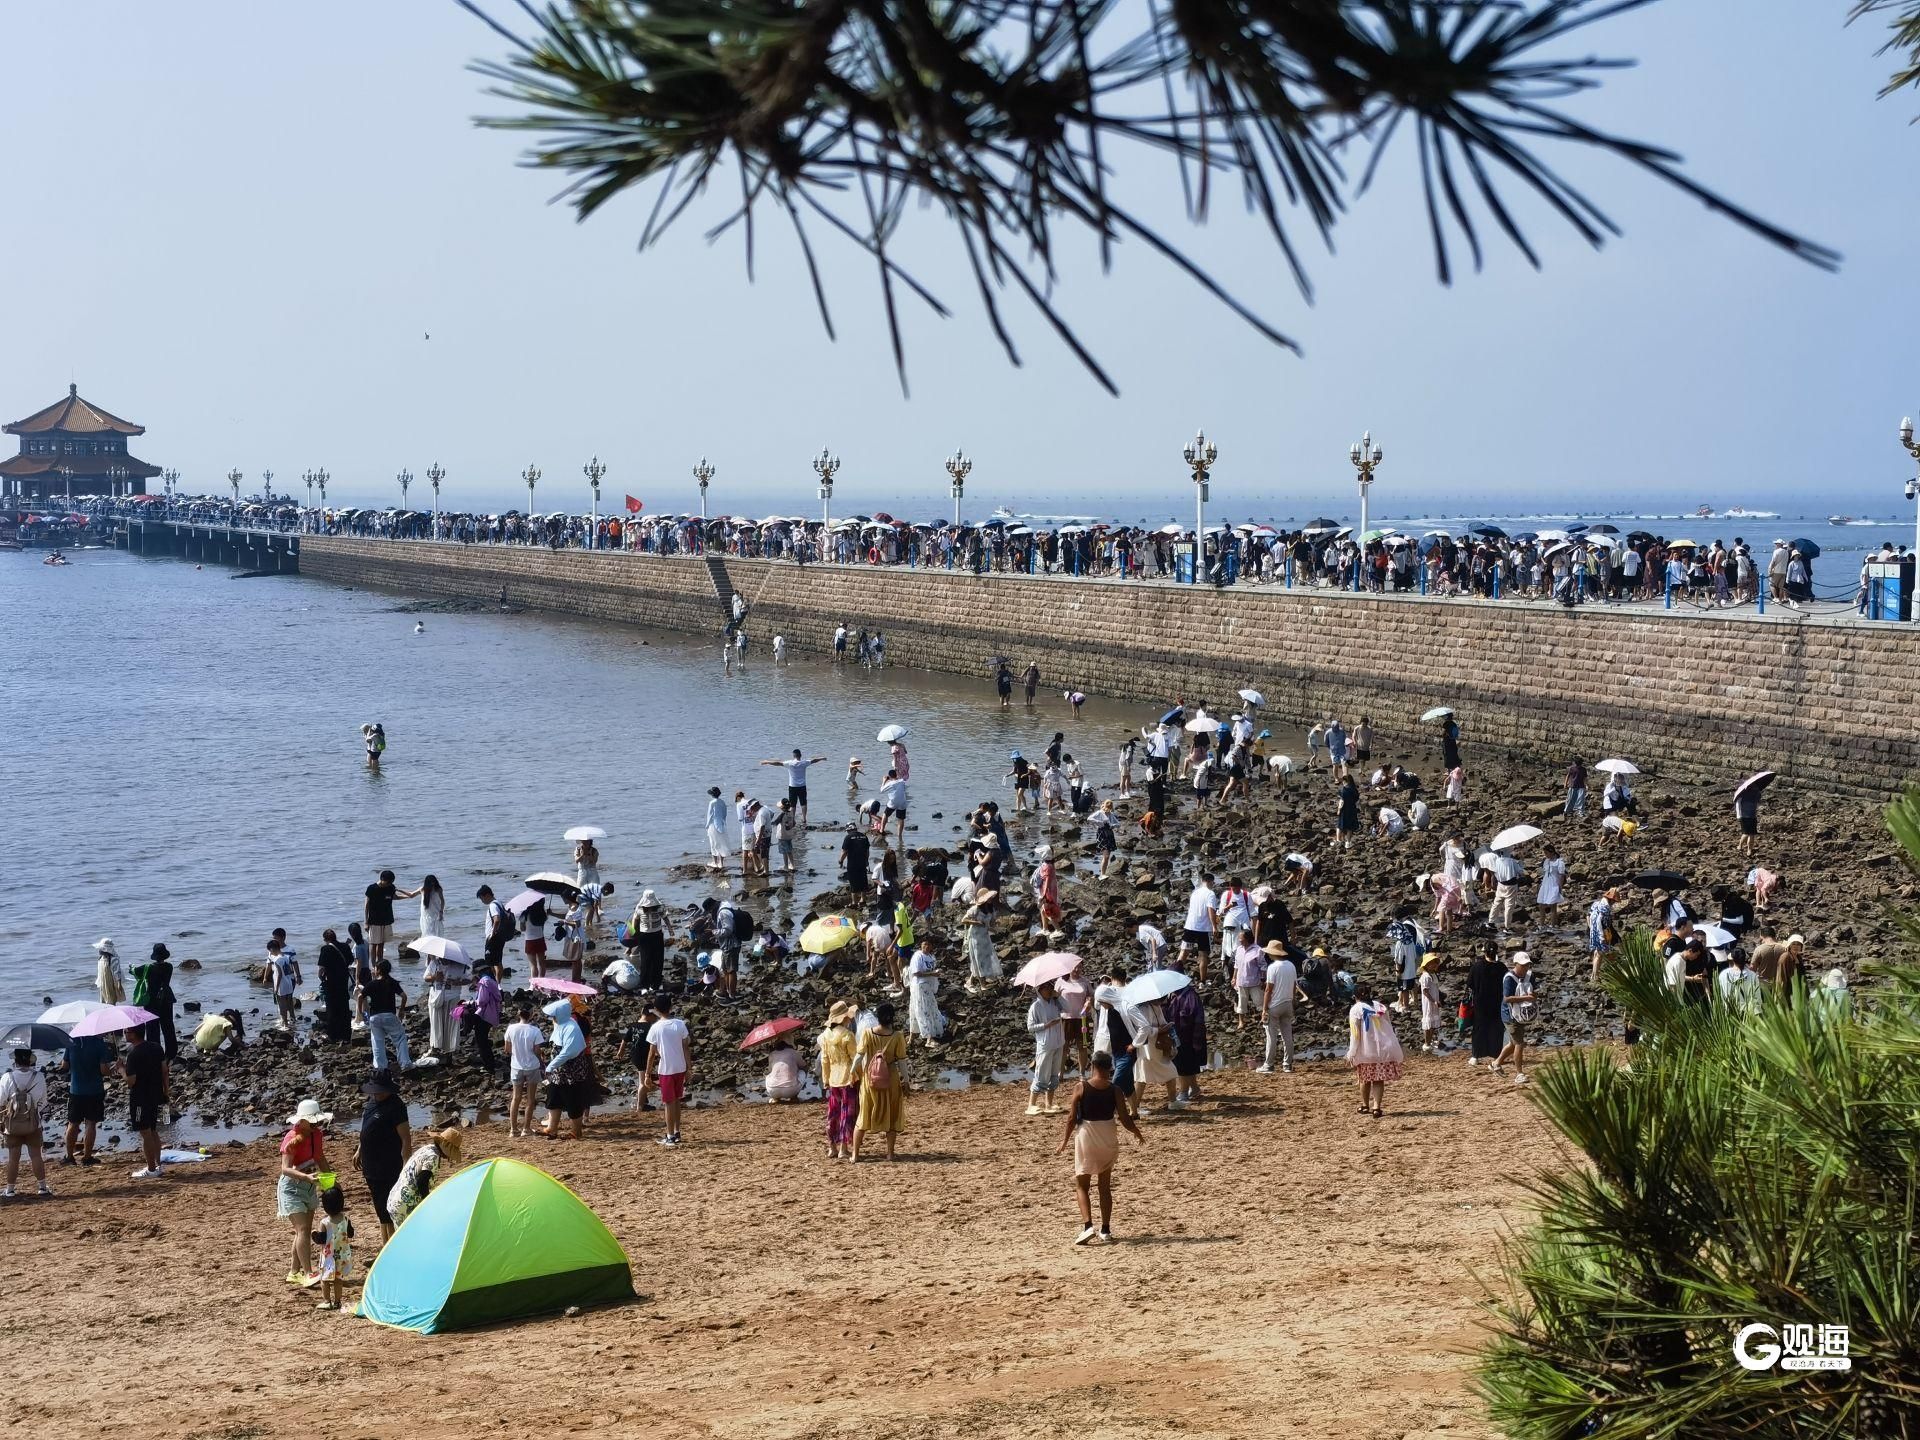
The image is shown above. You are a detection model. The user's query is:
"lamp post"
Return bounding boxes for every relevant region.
[946,447,971,528]
[426,462,445,539]
[814,446,840,560]
[162,467,179,501]
[397,467,412,510]
[106,463,128,499]
[694,457,714,522]
[1183,429,1217,584]
[583,455,606,549]
[522,464,541,544]
[302,469,316,528]
[314,467,329,530]
[227,468,243,511]
[1901,418,1920,576]
[262,468,274,502]
[58,463,72,502]
[1349,429,1383,591]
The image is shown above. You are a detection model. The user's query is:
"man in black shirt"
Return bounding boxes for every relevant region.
[123,1032,168,1179]
[1252,889,1292,949]
[840,825,871,894]
[364,869,400,965]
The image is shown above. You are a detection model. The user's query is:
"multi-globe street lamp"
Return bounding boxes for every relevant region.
[694,457,714,522]
[814,446,840,559]
[522,465,541,544]
[945,448,971,528]
[1350,430,1383,591]
[227,468,243,510]
[1182,430,1217,584]
[584,456,606,548]
[427,462,445,539]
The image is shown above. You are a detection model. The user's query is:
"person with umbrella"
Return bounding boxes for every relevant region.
[1734,771,1773,859]
[1055,1050,1146,1246]
[352,1069,412,1240]
[56,1022,111,1168]
[1,1046,51,1198]
[1025,980,1067,1116]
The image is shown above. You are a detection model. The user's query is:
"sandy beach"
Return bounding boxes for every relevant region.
[1,1062,1564,1440]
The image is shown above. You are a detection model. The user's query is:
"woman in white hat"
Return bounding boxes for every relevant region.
[93,938,125,1006]
[626,889,674,992]
[959,888,1001,991]
[277,1099,333,1284]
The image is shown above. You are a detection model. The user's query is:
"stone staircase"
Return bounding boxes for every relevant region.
[705,553,737,622]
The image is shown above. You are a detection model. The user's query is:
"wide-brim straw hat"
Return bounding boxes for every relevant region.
[827,1000,856,1024]
[287,1099,334,1125]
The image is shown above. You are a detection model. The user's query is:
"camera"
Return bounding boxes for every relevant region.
[1907,479,1918,502]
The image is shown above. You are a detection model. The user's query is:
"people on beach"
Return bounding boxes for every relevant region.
[818,1002,859,1159]
[2,1048,51,1199]
[387,1127,462,1229]
[1057,1051,1146,1245]
[311,1182,356,1311]
[277,1099,331,1282]
[1346,984,1405,1118]
[93,937,125,1006]
[353,1069,411,1239]
[645,994,692,1147]
[1493,953,1536,1083]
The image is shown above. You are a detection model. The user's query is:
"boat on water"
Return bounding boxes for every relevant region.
[989,505,1102,528]
[1828,516,1880,526]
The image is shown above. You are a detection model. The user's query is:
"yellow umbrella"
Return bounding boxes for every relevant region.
[799,915,861,955]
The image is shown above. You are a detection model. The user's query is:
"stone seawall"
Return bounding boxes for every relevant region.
[301,537,1920,797]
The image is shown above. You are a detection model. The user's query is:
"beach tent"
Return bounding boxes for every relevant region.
[357,1158,632,1333]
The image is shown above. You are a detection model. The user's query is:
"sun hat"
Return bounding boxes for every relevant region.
[1262,940,1288,957]
[639,889,661,909]
[1311,947,1328,958]
[93,937,116,956]
[435,1127,464,1162]
[288,1099,334,1125]
[149,943,170,961]
[360,1070,400,1098]
[1510,952,1533,967]
[1419,954,1441,971]
[1787,933,1806,946]
[973,888,1000,905]
[1822,968,1847,990]
[827,1000,856,1024]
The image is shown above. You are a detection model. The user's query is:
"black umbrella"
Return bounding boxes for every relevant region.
[1633,869,1690,892]
[1586,523,1621,535]
[1470,524,1507,538]
[1627,530,1655,543]
[1789,538,1822,559]
[0,1022,74,1052]
[1734,770,1778,804]
[1302,517,1341,531]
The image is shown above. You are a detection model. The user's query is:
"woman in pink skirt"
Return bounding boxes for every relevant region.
[816,1001,860,1161]
[1346,983,1406,1119]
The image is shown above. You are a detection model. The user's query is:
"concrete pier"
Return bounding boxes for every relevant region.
[113,518,300,573]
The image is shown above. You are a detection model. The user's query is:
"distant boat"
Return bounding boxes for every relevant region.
[989,505,1102,527]
[1693,504,1714,518]
[1827,515,1882,527]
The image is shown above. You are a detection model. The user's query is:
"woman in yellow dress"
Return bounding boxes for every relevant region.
[851,1002,907,1162]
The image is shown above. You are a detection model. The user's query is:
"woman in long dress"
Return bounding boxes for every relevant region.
[851,1003,907,1162]
[961,888,1001,990]
[93,938,126,1006]
[1055,1052,1146,1246]
[905,946,945,1043]
[416,874,445,939]
[1535,845,1566,915]
[1466,946,1506,1064]
[574,837,602,889]
[1346,983,1406,1119]
[1125,996,1178,1113]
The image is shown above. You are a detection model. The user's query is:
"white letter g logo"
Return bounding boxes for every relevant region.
[1735,1324,1780,1371]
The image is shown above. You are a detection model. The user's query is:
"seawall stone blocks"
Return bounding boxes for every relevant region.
[300,538,1919,797]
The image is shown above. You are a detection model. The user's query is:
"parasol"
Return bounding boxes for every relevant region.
[69,1005,158,1038]
[738,1016,806,1050]
[799,916,860,955]
[1120,970,1191,1005]
[406,937,471,966]
[530,977,596,997]
[1238,688,1265,706]
[1012,952,1082,988]
[1633,869,1689,892]
[564,825,608,842]
[525,872,583,898]
[1734,770,1777,804]
[0,1022,74,1052]
[877,724,909,743]
[1420,706,1455,722]
[1489,824,1544,851]
[1592,759,1640,775]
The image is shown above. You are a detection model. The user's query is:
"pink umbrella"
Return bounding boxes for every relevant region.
[529,976,596,997]
[69,1004,157,1037]
[1013,951,1082,988]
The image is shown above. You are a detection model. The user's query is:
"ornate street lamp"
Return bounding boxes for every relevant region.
[57,462,73,502]
[313,467,329,528]
[162,467,179,501]
[105,463,128,499]
[522,464,541,544]
[583,455,606,549]
[227,468,243,511]
[694,456,714,522]
[262,468,275,501]
[1183,429,1218,584]
[1349,430,1383,591]
[946,447,972,528]
[302,468,316,527]
[427,462,445,539]
[813,446,840,559]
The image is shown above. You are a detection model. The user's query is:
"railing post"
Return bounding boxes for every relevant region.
[1492,570,1502,600]
[1285,554,1293,588]
[1664,576,1673,610]
[1756,580,1765,614]
[1419,559,1427,596]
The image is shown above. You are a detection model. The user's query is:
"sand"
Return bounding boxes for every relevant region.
[0,1060,1565,1440]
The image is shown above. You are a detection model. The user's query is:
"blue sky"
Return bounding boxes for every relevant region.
[1,2,1914,520]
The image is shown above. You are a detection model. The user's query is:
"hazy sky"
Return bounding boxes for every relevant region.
[2,3,1915,519]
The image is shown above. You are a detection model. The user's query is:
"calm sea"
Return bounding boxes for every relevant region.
[0,549,1147,1024]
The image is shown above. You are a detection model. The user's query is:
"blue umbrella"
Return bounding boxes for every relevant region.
[1470,524,1507,539]
[1790,538,1822,559]
[1159,707,1184,725]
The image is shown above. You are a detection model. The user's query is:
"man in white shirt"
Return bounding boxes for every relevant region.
[1258,944,1301,1073]
[761,749,827,824]
[644,995,693,1147]
[1136,923,1166,971]
[1177,873,1219,981]
[503,1002,545,1137]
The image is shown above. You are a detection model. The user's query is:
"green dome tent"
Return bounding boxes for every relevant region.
[357,1157,633,1333]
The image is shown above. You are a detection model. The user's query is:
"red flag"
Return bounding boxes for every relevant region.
[624,495,643,514]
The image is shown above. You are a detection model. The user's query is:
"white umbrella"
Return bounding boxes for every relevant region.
[1421,706,1455,722]
[1489,824,1544,851]
[1183,716,1218,734]
[1238,688,1265,706]
[1694,924,1738,949]
[1734,771,1778,804]
[37,999,110,1027]
[1120,970,1192,1006]
[564,824,608,842]
[1592,759,1640,775]
[877,723,909,743]
[406,936,471,965]
[505,888,548,916]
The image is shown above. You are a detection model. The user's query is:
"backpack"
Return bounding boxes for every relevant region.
[864,1037,894,1087]
[2,1075,38,1136]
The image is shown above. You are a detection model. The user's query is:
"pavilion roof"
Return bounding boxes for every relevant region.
[4,384,145,436]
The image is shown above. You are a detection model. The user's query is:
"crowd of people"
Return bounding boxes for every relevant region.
[71,494,1873,609]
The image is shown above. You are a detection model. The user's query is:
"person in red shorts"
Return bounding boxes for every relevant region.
[644,994,693,1148]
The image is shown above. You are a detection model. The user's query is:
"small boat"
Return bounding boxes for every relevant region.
[42,552,70,566]
[1693,504,1714,518]
[1828,515,1877,527]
